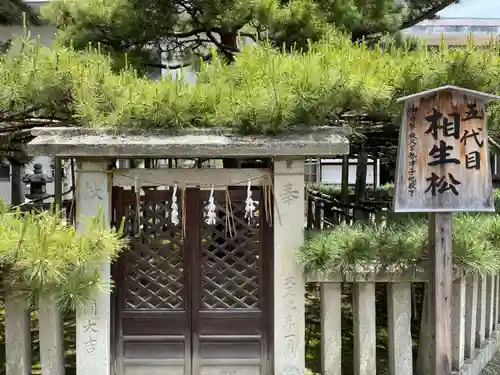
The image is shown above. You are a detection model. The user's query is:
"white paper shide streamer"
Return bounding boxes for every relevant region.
[245,179,256,222]
[205,185,217,225]
[171,183,179,225]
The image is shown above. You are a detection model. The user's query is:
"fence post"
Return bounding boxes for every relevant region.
[353,282,376,375]
[451,276,466,371]
[387,282,412,375]
[416,285,430,375]
[39,295,65,375]
[465,273,479,360]
[476,274,487,349]
[496,275,500,331]
[5,293,31,375]
[486,275,495,338]
[320,283,342,375]
[314,199,322,229]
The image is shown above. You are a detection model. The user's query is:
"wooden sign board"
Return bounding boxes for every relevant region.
[394,86,500,212]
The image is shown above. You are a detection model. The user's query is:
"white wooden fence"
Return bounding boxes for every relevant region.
[309,270,500,375]
[5,294,64,375]
[4,270,500,375]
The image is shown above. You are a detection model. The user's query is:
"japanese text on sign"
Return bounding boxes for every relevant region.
[394,88,495,212]
[422,103,484,197]
[407,104,418,197]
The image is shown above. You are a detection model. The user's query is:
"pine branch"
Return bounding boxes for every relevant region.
[205,31,240,53]
[0,0,40,26]
[352,1,460,43]
[399,1,460,30]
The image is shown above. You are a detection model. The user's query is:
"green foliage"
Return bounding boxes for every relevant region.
[0,202,126,310]
[3,33,500,135]
[308,183,394,202]
[0,1,39,26]
[40,0,457,68]
[312,183,500,209]
[299,212,500,275]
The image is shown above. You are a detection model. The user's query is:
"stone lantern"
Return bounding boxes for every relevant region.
[22,163,54,203]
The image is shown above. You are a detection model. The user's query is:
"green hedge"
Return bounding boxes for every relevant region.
[300,213,500,275]
[300,186,500,275]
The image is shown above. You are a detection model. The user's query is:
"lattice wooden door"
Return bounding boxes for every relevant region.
[111,186,272,375]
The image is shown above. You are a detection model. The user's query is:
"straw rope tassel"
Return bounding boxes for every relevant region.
[134,176,141,237]
[181,187,186,239]
[225,188,237,238]
[266,174,280,226]
[72,169,80,224]
[226,189,237,236]
[94,168,277,230]
[269,183,273,226]
[225,188,231,238]
[109,169,272,189]
[263,183,272,227]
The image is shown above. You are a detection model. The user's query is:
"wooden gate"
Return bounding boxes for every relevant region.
[111,186,273,375]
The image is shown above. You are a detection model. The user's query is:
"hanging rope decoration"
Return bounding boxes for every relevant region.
[181,186,187,238]
[134,176,142,237]
[171,183,180,225]
[105,169,277,232]
[225,188,237,237]
[244,179,256,223]
[266,174,276,226]
[205,185,217,226]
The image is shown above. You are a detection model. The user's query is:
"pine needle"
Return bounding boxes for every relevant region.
[0,204,126,312]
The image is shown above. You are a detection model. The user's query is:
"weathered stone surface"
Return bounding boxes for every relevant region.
[273,159,306,375]
[27,126,351,158]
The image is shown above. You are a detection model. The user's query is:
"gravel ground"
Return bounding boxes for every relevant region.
[480,352,500,375]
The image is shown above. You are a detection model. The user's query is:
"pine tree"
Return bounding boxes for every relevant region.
[40,0,460,71]
[0,1,42,204]
[2,0,499,169]
[0,0,38,26]
[0,30,499,136]
[0,203,125,307]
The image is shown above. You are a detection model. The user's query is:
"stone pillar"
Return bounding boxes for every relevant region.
[39,295,64,375]
[273,159,305,375]
[75,160,112,375]
[5,294,31,375]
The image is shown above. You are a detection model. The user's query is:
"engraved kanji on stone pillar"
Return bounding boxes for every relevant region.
[273,159,305,375]
[75,160,111,375]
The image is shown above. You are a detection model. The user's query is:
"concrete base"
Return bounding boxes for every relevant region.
[458,331,500,375]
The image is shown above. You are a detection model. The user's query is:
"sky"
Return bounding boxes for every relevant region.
[438,0,500,18]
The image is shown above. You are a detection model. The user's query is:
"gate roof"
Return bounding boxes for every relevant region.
[26,126,351,158]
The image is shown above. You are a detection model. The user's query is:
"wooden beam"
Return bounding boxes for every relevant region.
[428,212,452,375]
[54,158,63,206]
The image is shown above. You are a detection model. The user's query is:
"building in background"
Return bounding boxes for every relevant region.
[309,7,500,186]
[402,16,500,180]
[404,18,500,45]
